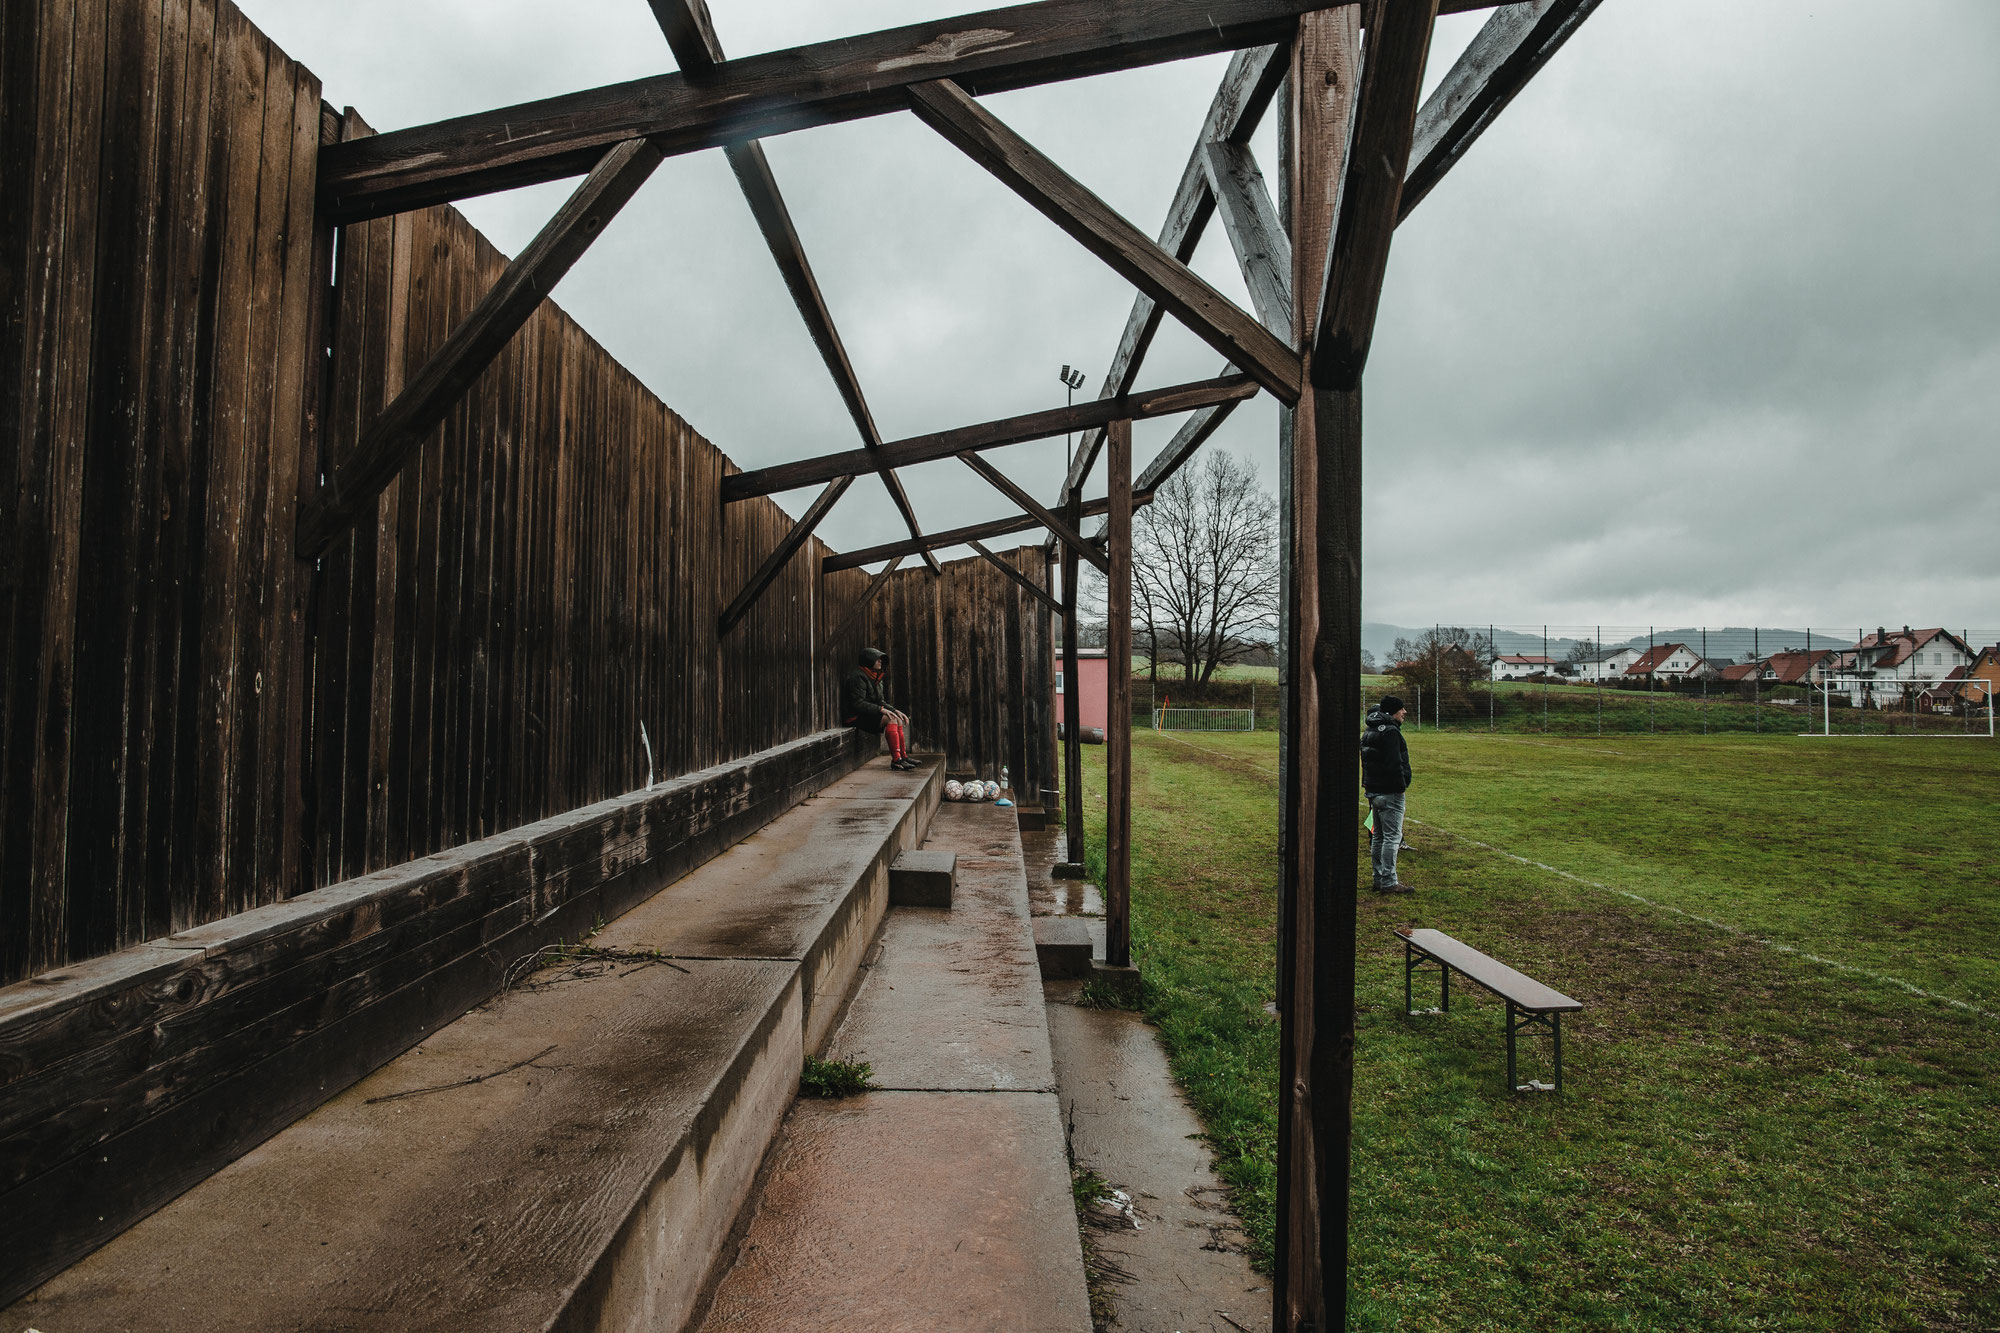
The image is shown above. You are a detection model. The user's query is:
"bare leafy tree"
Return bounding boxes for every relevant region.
[1092,452,1277,684]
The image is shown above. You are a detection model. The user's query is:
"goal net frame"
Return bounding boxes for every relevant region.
[1802,676,1994,738]
[1153,706,1256,733]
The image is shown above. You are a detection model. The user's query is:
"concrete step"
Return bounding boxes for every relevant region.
[1013,803,1048,831]
[1033,916,1096,979]
[10,759,942,1333]
[888,848,956,907]
[695,801,1091,1332]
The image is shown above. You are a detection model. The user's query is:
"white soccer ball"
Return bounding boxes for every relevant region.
[944,780,964,801]
[966,781,987,802]
[983,781,1001,800]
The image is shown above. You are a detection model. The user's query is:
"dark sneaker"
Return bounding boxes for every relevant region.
[1377,882,1414,894]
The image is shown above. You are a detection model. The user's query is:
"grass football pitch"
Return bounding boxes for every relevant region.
[1077,729,1999,1331]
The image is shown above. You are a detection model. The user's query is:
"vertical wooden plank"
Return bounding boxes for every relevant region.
[65,0,166,955]
[1104,418,1132,969]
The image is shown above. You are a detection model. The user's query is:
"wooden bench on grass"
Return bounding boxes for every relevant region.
[1395,927,1582,1094]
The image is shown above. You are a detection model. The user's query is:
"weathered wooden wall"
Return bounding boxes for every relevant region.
[0,0,323,983]
[861,548,1055,799]
[309,191,838,890]
[0,0,942,986]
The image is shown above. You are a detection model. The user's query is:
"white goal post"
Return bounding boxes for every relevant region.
[1803,677,1994,737]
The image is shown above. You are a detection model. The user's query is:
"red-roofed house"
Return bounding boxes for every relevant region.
[1837,627,1976,706]
[1759,649,1836,686]
[1624,643,1712,681]
[1719,660,1762,684]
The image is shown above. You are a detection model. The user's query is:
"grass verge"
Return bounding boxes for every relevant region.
[1082,729,2000,1330]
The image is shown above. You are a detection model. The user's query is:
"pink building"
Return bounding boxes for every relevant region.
[1054,647,1109,732]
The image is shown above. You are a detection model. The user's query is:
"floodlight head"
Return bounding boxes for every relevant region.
[1060,364,1071,381]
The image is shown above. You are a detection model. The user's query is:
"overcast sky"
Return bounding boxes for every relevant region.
[237,0,2000,637]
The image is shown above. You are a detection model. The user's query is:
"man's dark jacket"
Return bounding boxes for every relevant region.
[841,667,892,725]
[1360,708,1411,794]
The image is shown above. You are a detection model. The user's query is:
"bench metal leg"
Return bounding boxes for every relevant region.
[1441,963,1450,1014]
[1506,1007,1563,1094]
[1404,940,1413,1014]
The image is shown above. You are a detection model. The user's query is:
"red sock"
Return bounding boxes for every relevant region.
[885,720,906,760]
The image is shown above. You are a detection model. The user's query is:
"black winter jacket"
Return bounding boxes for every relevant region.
[841,667,892,725]
[1360,708,1411,794]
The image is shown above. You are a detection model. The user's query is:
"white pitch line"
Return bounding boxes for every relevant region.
[1406,816,1995,1021]
[1149,730,1994,1019]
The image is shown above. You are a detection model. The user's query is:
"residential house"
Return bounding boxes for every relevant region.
[1491,654,1558,682]
[1719,660,1762,685]
[1759,649,1836,686]
[1957,646,2000,712]
[1836,627,1977,707]
[1625,643,1712,682]
[1574,646,1642,682]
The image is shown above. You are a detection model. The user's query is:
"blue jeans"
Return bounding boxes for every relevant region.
[1368,792,1406,888]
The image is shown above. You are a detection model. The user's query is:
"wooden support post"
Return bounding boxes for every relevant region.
[1276,10,1362,1331]
[1061,501,1085,869]
[1104,418,1133,969]
[1310,0,1440,390]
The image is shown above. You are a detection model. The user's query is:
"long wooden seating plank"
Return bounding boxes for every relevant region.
[1403,928,1580,1013]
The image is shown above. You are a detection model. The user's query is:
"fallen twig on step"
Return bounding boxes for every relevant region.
[365,1044,559,1105]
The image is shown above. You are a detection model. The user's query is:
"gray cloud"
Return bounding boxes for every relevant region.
[240,0,2000,636]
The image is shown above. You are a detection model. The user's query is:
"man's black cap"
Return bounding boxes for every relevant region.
[1379,695,1405,715]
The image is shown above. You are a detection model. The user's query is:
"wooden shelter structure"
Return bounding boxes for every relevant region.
[1,0,1600,1324]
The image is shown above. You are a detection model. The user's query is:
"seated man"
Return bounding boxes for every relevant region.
[843,647,917,771]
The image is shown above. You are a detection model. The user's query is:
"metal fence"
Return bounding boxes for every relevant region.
[1154,706,1257,732]
[1363,624,2000,737]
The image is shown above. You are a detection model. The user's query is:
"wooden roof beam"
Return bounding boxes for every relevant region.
[968,540,1063,614]
[1203,141,1293,334]
[1309,0,1440,391]
[297,137,663,559]
[823,500,1115,573]
[651,0,937,576]
[318,0,1333,223]
[822,554,905,654]
[1059,41,1288,504]
[721,372,1257,502]
[1401,0,1602,220]
[909,79,1300,404]
[718,476,852,635]
[960,454,1109,575]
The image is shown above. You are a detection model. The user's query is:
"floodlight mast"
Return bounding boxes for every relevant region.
[1058,364,1087,471]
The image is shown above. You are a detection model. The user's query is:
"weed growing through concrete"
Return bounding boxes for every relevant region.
[798,1057,873,1098]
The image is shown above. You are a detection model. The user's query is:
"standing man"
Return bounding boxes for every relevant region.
[1361,695,1413,893]
[843,647,918,771]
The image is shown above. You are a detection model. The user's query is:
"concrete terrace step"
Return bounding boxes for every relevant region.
[694,801,1091,1332]
[9,758,942,1333]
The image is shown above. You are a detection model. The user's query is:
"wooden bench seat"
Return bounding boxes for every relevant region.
[1395,927,1582,1094]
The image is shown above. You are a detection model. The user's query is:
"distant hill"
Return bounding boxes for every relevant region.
[1362,622,1844,667]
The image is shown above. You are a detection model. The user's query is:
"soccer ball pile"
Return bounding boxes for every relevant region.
[943,779,1001,802]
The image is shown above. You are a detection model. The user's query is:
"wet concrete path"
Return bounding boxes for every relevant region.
[1026,825,1273,1333]
[694,801,1092,1332]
